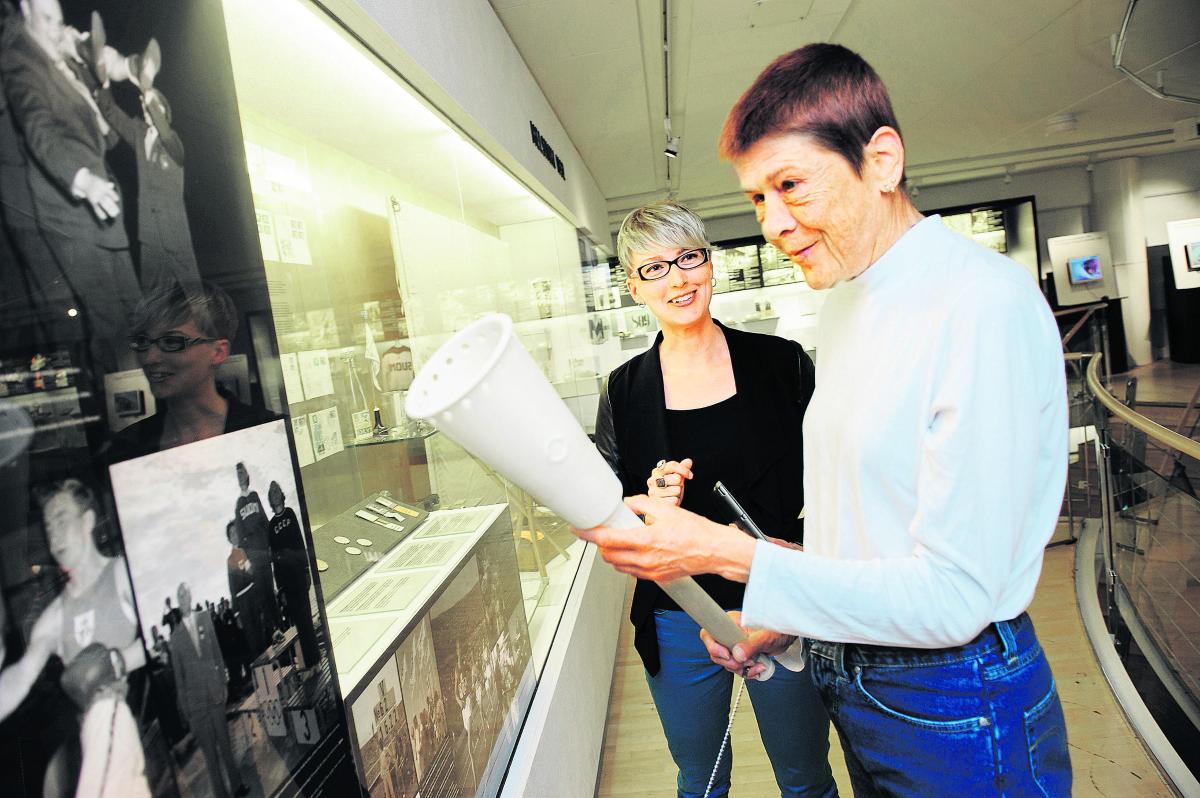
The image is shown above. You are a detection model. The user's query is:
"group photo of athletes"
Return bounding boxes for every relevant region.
[110,421,340,798]
[348,523,534,798]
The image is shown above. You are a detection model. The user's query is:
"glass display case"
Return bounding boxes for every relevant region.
[0,0,603,794]
[220,0,598,792]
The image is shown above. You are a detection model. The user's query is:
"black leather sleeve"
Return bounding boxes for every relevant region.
[594,376,621,477]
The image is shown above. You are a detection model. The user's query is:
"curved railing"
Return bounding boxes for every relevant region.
[1086,356,1200,462]
[1079,353,1200,794]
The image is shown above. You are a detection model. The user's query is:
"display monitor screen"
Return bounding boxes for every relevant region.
[1186,242,1200,272]
[1067,255,1103,285]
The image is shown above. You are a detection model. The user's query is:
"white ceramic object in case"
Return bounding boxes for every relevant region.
[407,314,804,679]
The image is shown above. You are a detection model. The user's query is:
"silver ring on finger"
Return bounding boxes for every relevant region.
[655,459,667,470]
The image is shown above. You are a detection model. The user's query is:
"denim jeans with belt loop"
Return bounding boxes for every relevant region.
[809,612,1071,797]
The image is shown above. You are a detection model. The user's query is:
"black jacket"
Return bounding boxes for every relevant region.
[594,320,814,674]
[104,387,279,464]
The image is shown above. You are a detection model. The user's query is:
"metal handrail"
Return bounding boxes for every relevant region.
[1085,353,1200,462]
[1057,304,1104,351]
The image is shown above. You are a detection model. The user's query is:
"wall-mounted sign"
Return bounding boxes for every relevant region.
[529,121,566,180]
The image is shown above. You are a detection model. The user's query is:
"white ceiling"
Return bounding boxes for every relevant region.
[488,0,1200,226]
[224,0,556,230]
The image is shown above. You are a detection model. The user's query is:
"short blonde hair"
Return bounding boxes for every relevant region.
[616,200,710,277]
[130,281,238,341]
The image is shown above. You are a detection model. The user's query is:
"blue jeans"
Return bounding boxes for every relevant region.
[809,613,1071,797]
[647,610,838,798]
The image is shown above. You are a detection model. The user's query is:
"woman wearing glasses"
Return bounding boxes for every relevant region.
[594,201,834,798]
[105,281,276,462]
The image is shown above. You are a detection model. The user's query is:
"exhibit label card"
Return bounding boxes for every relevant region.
[298,350,334,398]
[352,409,373,441]
[256,208,280,262]
[292,415,315,467]
[333,571,436,616]
[320,406,344,456]
[280,352,305,402]
[277,215,313,265]
[309,406,344,461]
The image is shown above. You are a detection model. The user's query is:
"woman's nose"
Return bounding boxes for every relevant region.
[761,195,797,241]
[667,262,688,287]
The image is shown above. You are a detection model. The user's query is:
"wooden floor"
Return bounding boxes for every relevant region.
[595,543,1173,797]
[1119,361,1200,407]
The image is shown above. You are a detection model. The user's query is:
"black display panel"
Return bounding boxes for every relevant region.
[0,1,354,795]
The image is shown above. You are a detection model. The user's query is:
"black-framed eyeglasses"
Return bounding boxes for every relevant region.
[127,334,219,353]
[636,248,710,281]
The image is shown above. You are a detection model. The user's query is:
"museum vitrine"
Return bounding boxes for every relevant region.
[220,0,597,793]
[0,0,598,795]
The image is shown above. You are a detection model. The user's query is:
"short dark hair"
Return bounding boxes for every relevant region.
[719,44,901,179]
[267,480,284,508]
[34,477,99,517]
[130,280,238,341]
[34,478,119,555]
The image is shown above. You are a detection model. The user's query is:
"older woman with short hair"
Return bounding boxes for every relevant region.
[583,44,1071,797]
[595,200,835,798]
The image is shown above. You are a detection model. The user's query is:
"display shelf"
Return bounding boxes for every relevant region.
[344,427,437,448]
[326,504,508,692]
[311,490,429,598]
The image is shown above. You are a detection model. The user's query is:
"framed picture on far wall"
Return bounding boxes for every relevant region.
[114,389,146,418]
[1186,242,1200,272]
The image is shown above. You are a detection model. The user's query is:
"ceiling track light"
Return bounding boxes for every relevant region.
[664,136,680,158]
[1113,0,1200,106]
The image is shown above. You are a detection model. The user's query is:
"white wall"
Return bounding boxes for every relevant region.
[914,166,1093,277]
[1141,150,1200,247]
[343,0,612,250]
[701,164,1097,277]
[697,151,1200,368]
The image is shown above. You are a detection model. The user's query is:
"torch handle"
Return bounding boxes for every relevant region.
[603,504,784,680]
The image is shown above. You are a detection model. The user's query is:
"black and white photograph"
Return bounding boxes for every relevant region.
[349,658,417,798]
[0,476,168,798]
[395,616,447,785]
[109,420,340,797]
[427,532,532,796]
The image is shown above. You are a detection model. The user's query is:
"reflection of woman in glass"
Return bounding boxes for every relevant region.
[105,281,275,462]
[594,201,834,797]
[266,481,318,669]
